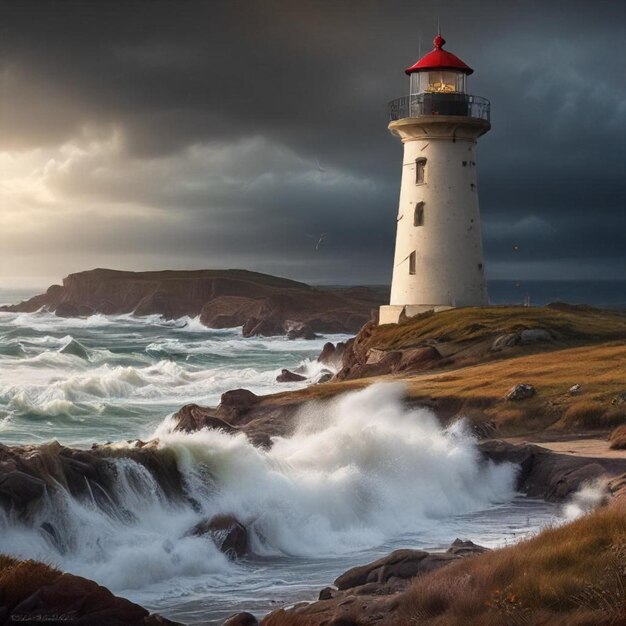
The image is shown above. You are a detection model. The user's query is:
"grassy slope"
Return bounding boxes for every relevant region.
[257,306,626,437]
[399,499,626,625]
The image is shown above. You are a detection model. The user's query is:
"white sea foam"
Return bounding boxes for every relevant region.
[0,383,516,593]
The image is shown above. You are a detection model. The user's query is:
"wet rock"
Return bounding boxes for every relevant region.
[276,369,307,383]
[520,328,552,344]
[190,514,248,559]
[217,389,260,422]
[491,332,520,351]
[317,372,333,384]
[222,612,259,626]
[59,338,90,359]
[318,341,347,368]
[319,587,336,600]
[242,317,283,338]
[506,383,536,401]
[172,404,239,434]
[54,302,80,317]
[0,470,46,509]
[284,320,316,340]
[334,549,457,591]
[9,571,180,625]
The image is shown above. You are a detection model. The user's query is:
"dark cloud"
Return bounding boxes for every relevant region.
[0,0,624,286]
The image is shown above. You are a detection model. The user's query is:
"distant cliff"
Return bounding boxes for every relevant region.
[1,268,385,336]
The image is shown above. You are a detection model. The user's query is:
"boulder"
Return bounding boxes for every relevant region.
[318,342,347,368]
[58,338,90,360]
[172,404,239,434]
[446,538,490,557]
[491,333,520,351]
[276,369,307,383]
[334,549,457,591]
[284,320,316,340]
[520,328,552,344]
[54,302,80,317]
[189,514,248,559]
[242,317,283,338]
[317,372,333,384]
[506,383,536,401]
[222,612,259,626]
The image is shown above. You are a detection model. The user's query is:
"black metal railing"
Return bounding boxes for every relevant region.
[388,93,490,122]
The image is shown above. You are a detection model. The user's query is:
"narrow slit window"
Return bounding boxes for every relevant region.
[414,202,424,226]
[409,251,416,275]
[415,158,426,185]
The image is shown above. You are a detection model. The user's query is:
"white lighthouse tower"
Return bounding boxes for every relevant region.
[379,34,491,325]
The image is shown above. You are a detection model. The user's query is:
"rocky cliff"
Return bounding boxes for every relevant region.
[1,268,385,336]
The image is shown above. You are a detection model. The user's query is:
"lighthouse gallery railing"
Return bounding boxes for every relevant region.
[388,94,490,122]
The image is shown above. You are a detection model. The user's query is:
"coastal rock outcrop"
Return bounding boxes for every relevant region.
[0,556,180,625]
[1,268,385,337]
[276,369,307,383]
[189,514,248,559]
[261,539,488,625]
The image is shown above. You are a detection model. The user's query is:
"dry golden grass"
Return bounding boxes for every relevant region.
[610,425,626,450]
[0,556,61,609]
[373,305,626,351]
[399,501,626,625]
[259,342,626,437]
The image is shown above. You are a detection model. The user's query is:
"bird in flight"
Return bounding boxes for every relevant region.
[315,158,325,173]
[315,233,326,250]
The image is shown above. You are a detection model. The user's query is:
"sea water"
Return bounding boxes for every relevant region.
[0,290,567,624]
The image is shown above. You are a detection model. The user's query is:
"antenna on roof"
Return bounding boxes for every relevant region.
[418,33,422,57]
[437,15,441,34]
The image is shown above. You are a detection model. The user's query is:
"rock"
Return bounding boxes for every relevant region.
[222,612,258,626]
[395,346,442,372]
[0,471,46,509]
[319,587,336,600]
[446,538,490,557]
[334,549,457,591]
[9,571,180,625]
[276,369,307,383]
[172,404,239,434]
[520,328,552,344]
[189,514,248,559]
[58,338,90,360]
[242,317,283,338]
[284,320,316,340]
[318,342,347,368]
[568,384,582,395]
[491,332,520,350]
[54,302,80,317]
[216,389,260,423]
[506,383,536,401]
[317,372,333,384]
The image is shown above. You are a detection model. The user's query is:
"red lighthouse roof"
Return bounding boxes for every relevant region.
[405,34,473,76]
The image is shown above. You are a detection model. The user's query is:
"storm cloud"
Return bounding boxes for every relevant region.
[0,0,624,287]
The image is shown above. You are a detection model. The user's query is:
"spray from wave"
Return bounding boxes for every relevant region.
[0,383,516,593]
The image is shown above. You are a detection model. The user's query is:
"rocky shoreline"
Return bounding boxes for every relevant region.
[1,303,625,625]
[0,269,385,338]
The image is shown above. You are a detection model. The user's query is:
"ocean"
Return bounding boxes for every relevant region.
[0,285,593,623]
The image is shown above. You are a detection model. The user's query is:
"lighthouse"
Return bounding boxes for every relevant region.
[379,34,491,325]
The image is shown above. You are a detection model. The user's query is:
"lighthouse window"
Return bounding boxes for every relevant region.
[415,158,426,185]
[414,202,424,226]
[409,251,416,275]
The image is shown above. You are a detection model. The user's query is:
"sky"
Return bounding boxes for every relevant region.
[0,0,625,288]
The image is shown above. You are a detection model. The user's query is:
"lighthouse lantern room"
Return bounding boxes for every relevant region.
[380,34,491,325]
